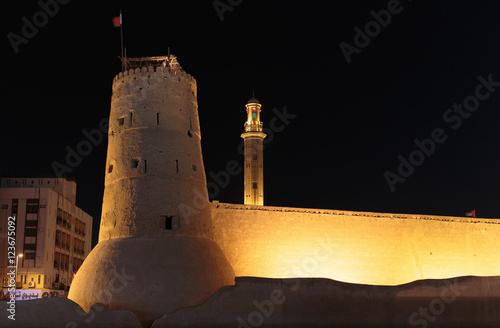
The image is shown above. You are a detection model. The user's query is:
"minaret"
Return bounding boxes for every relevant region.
[68,55,234,326]
[241,94,266,205]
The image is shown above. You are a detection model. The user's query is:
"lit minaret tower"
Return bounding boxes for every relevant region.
[241,94,266,205]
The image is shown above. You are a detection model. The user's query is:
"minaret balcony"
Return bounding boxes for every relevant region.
[244,122,263,132]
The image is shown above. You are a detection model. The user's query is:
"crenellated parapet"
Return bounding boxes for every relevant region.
[113,65,195,85]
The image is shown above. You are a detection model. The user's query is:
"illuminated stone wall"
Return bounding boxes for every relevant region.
[99,65,212,241]
[211,202,500,285]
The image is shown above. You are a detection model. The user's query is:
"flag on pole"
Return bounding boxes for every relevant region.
[465,209,476,218]
[112,13,122,27]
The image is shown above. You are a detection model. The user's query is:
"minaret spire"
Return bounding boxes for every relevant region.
[241,93,266,205]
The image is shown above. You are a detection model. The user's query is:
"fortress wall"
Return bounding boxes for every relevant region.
[211,202,500,285]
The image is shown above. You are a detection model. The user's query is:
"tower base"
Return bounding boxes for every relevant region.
[68,236,235,327]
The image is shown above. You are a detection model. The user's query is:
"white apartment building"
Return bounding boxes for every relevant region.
[0,176,92,299]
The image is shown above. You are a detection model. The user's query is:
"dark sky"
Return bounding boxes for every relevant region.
[2,1,500,247]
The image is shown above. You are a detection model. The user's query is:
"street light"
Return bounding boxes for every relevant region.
[16,254,23,288]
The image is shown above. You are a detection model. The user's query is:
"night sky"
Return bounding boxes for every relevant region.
[2,1,500,247]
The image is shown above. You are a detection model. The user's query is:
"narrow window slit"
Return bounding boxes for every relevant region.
[165,216,173,230]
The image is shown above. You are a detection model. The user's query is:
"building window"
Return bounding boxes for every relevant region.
[118,117,125,126]
[131,159,139,169]
[25,252,35,260]
[252,153,257,161]
[26,199,39,214]
[108,165,113,173]
[253,182,257,189]
[25,229,37,237]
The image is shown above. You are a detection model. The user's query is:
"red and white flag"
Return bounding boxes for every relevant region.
[465,209,476,218]
[112,13,122,27]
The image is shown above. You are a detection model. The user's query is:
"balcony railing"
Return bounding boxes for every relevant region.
[244,122,263,132]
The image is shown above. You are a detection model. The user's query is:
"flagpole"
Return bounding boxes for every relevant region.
[120,10,124,72]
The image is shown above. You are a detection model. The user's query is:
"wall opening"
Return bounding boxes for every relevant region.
[118,117,125,126]
[160,216,179,230]
[156,113,160,126]
[144,160,147,173]
[253,182,257,189]
[187,130,193,138]
[165,216,173,229]
[108,165,113,173]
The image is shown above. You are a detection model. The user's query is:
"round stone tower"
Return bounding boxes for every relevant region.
[68,56,235,327]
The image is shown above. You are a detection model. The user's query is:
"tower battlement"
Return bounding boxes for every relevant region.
[113,65,195,86]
